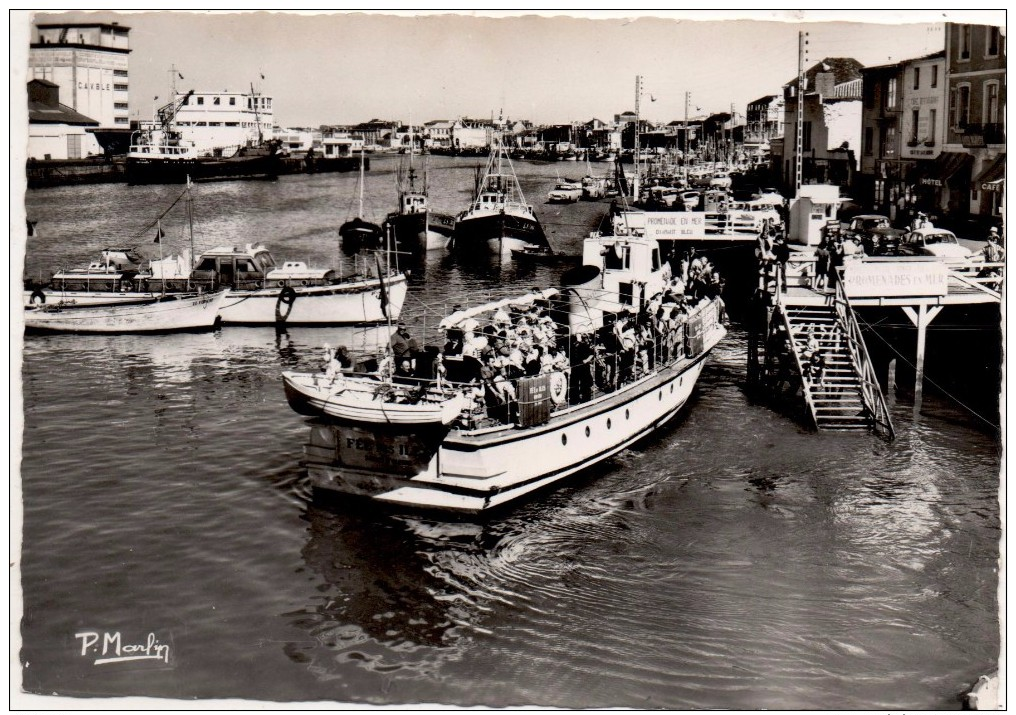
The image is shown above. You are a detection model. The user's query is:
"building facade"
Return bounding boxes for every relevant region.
[943,22,1005,223]
[143,91,275,154]
[779,58,865,196]
[858,62,905,218]
[30,23,130,130]
[27,79,100,160]
[744,94,784,159]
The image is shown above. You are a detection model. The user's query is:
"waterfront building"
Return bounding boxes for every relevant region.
[424,120,454,149]
[26,79,100,160]
[29,22,131,155]
[941,22,1005,224]
[452,117,497,150]
[779,57,864,196]
[899,51,950,221]
[144,90,274,154]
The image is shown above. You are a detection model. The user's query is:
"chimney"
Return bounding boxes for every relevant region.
[814,72,835,98]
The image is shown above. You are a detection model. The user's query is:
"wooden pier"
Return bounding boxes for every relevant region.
[749,250,1003,436]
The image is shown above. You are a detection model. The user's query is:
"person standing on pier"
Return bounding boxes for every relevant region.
[772,233,790,294]
[814,238,830,291]
[828,237,846,289]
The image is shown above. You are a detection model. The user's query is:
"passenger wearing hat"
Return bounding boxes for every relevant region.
[983,228,1005,265]
[390,322,418,362]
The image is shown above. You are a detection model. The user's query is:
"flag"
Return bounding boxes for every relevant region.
[154,226,165,243]
[375,255,389,319]
[260,73,265,80]
[178,72,184,79]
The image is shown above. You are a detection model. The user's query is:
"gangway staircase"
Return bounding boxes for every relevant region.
[760,280,895,439]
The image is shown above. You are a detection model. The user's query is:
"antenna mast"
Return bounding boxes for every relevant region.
[634,75,642,203]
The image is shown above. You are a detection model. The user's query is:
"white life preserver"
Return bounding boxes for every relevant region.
[550,371,567,405]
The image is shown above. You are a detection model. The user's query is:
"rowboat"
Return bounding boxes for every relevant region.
[283,372,470,425]
[23,290,228,333]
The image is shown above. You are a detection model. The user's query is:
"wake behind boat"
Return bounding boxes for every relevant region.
[23,290,228,334]
[292,227,726,514]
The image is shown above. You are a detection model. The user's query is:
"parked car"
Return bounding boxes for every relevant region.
[845,214,903,255]
[709,172,732,189]
[547,182,583,203]
[898,227,973,262]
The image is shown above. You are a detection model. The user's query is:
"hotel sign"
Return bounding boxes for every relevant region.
[842,262,948,298]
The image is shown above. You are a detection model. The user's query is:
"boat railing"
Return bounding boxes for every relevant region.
[439,296,723,430]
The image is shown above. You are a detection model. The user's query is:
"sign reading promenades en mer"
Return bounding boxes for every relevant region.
[841,261,949,298]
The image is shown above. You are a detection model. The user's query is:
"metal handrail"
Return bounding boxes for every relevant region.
[833,273,895,439]
[778,307,819,430]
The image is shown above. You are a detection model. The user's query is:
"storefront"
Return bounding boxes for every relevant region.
[973,154,1005,221]
[907,151,973,222]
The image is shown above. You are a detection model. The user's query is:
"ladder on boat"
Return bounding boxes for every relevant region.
[757,282,894,439]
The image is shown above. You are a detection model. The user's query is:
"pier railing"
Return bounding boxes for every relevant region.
[833,274,895,440]
[949,261,1004,299]
[774,307,819,430]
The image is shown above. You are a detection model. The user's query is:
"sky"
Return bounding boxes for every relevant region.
[15,10,1006,128]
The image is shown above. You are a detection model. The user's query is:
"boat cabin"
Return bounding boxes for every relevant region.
[400,192,427,215]
[190,243,335,289]
[48,248,146,292]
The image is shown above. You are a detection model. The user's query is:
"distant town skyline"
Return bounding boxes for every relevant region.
[16,10,1005,129]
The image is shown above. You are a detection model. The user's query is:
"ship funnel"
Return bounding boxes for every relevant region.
[559,264,603,335]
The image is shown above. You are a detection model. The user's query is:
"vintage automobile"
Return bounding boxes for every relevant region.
[845,214,904,255]
[898,227,973,262]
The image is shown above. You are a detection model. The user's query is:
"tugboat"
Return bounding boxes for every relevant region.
[452,129,547,255]
[286,227,726,513]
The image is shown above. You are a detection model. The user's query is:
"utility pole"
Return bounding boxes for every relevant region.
[634,74,642,203]
[684,91,690,183]
[795,31,808,197]
[730,102,736,164]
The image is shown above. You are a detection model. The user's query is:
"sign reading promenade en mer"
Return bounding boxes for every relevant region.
[841,262,949,298]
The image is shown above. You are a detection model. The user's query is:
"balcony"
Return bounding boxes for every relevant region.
[959,123,1005,147]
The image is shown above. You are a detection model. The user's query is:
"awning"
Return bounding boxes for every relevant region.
[975,154,1005,192]
[909,152,974,187]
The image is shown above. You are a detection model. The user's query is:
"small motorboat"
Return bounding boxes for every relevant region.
[509,245,579,263]
[282,371,470,426]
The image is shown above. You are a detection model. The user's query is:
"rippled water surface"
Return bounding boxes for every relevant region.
[17,157,1001,708]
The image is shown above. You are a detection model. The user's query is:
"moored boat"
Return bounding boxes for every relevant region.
[293,228,726,514]
[382,137,454,253]
[23,290,228,334]
[452,130,547,254]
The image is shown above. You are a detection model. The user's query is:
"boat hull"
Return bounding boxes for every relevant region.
[23,291,228,334]
[126,153,279,185]
[23,289,173,307]
[219,275,408,325]
[305,321,724,513]
[453,211,545,253]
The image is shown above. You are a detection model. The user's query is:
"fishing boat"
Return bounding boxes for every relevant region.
[382,132,454,252]
[294,228,727,514]
[339,148,384,253]
[452,131,547,254]
[23,290,228,334]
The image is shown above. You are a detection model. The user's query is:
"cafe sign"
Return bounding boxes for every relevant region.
[842,262,949,298]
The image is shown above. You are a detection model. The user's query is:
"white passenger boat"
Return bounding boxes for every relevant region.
[23,290,228,334]
[295,229,726,514]
[24,247,167,307]
[283,372,470,425]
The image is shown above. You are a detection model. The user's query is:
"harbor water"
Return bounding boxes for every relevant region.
[17,156,1001,708]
